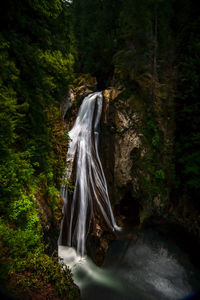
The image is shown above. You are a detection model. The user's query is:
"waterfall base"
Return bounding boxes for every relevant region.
[59,229,200,300]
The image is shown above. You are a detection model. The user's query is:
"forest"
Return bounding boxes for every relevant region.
[0,0,200,299]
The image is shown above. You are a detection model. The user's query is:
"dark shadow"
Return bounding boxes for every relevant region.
[118,189,140,225]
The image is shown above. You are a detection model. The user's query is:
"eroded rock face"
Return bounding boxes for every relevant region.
[100,85,174,226]
[100,89,142,225]
[102,89,141,195]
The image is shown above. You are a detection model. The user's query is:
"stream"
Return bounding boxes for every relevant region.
[59,229,200,300]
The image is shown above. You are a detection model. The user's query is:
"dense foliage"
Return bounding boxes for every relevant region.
[0,0,79,298]
[72,0,121,86]
[72,0,174,87]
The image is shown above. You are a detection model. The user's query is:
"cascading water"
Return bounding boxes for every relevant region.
[58,92,120,256]
[58,92,200,300]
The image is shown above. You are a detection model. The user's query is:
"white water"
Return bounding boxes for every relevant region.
[58,245,123,292]
[57,92,200,299]
[58,230,200,300]
[58,92,120,256]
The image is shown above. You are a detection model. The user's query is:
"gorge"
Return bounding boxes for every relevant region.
[58,88,200,300]
[1,0,200,299]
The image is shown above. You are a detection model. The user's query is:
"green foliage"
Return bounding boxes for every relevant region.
[0,0,74,212]
[0,0,77,297]
[114,0,152,80]
[138,103,168,210]
[27,0,63,18]
[72,0,121,83]
[0,0,75,173]
[0,222,79,298]
[115,0,174,83]
[0,218,42,259]
[10,254,80,299]
[152,133,160,148]
[0,39,19,159]
[0,152,35,217]
[146,113,161,149]
[155,169,165,181]
[9,194,39,228]
[46,186,60,211]
[141,158,166,199]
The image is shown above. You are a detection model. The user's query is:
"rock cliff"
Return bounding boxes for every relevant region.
[100,81,174,226]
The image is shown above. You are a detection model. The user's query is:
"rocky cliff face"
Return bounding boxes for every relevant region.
[100,82,174,226]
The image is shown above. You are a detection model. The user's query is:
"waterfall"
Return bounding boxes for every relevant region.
[58,92,120,256]
[57,93,197,300]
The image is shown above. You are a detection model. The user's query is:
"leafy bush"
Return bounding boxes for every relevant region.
[10,254,80,299]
